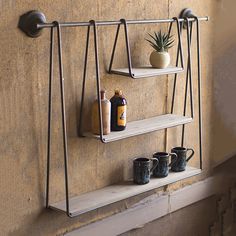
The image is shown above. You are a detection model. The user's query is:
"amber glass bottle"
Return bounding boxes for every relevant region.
[110,90,127,131]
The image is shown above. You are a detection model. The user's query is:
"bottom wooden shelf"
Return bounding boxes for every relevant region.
[49,166,201,217]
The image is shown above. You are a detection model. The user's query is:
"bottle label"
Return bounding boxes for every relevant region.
[117,105,126,126]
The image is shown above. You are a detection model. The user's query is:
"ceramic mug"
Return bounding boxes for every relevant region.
[152,152,177,178]
[170,147,195,172]
[133,157,158,185]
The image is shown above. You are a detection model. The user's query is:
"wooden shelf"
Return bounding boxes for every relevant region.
[110,66,184,79]
[49,166,201,217]
[85,114,193,143]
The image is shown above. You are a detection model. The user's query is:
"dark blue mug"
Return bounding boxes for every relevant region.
[133,157,158,185]
[152,152,177,178]
[170,147,195,172]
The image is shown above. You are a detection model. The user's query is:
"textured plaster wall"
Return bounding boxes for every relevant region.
[122,196,217,236]
[0,0,219,235]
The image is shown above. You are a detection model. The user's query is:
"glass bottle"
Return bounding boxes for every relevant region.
[110,90,127,131]
[92,90,111,135]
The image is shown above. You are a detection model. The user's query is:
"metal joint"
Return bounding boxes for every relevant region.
[180,8,194,29]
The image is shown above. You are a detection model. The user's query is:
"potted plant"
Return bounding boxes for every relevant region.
[146,31,174,69]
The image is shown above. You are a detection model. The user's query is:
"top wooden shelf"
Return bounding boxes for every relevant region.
[110,66,184,79]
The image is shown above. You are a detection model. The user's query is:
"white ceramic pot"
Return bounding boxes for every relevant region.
[149,51,170,69]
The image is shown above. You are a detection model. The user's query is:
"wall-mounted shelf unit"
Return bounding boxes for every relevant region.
[18,8,208,218]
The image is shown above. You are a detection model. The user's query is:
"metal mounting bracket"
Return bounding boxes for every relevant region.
[179,8,194,29]
[18,10,46,38]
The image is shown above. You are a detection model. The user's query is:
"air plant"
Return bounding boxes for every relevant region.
[146,30,174,52]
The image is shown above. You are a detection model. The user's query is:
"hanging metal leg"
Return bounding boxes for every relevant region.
[108,24,121,73]
[171,18,184,114]
[185,19,194,119]
[174,17,184,71]
[193,16,203,170]
[181,22,193,147]
[170,23,183,114]
[55,21,70,216]
[90,20,104,143]
[181,18,194,147]
[120,19,134,78]
[167,22,173,37]
[46,25,54,208]
[78,25,91,137]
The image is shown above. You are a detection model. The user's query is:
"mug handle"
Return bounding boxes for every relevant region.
[150,158,159,173]
[169,153,178,167]
[186,148,195,162]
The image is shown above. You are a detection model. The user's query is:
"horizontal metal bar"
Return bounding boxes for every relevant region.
[37,16,209,29]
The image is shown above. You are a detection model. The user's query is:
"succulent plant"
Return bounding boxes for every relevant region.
[146,30,174,53]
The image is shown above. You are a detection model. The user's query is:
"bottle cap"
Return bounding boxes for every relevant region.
[115,89,122,95]
[100,90,106,100]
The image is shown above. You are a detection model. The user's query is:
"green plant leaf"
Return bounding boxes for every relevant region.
[146,30,175,52]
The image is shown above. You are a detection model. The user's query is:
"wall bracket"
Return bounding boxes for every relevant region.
[18,10,46,38]
[180,8,195,29]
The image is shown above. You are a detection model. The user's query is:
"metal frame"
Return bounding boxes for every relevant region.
[18,10,208,217]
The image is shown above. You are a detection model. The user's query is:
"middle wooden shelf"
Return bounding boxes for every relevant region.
[84,114,193,143]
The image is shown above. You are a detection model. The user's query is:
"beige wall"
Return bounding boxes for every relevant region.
[0,0,224,235]
[212,0,236,166]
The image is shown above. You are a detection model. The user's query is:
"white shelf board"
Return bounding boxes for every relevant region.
[50,166,201,217]
[110,66,184,78]
[85,114,193,143]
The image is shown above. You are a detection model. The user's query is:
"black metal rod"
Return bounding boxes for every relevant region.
[78,25,91,136]
[121,19,133,78]
[181,22,193,147]
[186,18,194,119]
[163,22,174,152]
[37,17,209,29]
[90,20,104,142]
[46,26,54,208]
[171,18,184,114]
[194,16,203,170]
[55,21,70,216]
[170,23,183,114]
[167,22,173,37]
[173,17,184,70]
[108,24,120,73]
[181,18,194,147]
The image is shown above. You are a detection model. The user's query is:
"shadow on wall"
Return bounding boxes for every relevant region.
[212,0,236,166]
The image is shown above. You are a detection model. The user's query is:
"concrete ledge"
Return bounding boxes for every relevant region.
[65,176,220,236]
